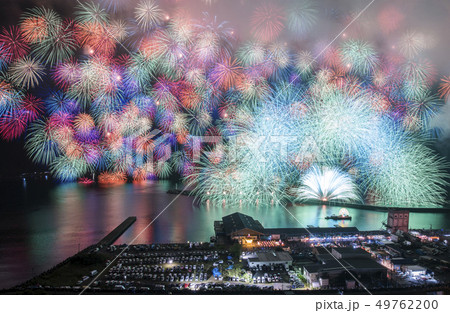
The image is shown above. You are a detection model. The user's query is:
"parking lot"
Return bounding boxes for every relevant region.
[71,243,299,293]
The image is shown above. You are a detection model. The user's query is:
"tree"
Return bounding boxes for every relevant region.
[243,271,253,283]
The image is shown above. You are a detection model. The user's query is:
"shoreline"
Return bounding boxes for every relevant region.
[167,188,450,213]
[297,200,450,213]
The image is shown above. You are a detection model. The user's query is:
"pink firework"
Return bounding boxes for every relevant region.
[153,77,179,111]
[250,3,285,43]
[74,113,95,134]
[75,21,116,57]
[139,29,169,59]
[218,99,238,119]
[377,5,404,34]
[48,111,73,130]
[78,177,94,184]
[210,58,243,90]
[21,94,44,123]
[20,14,49,44]
[0,109,28,140]
[438,76,450,101]
[52,58,80,90]
[0,26,29,62]
[179,82,203,110]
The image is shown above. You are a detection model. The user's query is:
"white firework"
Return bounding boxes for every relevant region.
[135,0,165,31]
[297,166,361,203]
[9,56,45,89]
[294,50,316,77]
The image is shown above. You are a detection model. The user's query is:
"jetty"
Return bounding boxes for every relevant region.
[97,216,136,246]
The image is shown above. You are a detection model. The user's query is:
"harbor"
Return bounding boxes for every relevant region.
[3,211,450,295]
[2,180,450,290]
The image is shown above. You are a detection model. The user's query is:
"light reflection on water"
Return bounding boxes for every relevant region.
[0,180,449,289]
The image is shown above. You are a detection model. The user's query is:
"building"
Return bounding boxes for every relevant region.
[303,247,387,289]
[264,227,360,242]
[387,210,409,233]
[214,212,362,244]
[331,247,371,259]
[403,265,427,276]
[245,251,293,269]
[218,212,265,243]
[390,258,417,271]
[384,243,403,257]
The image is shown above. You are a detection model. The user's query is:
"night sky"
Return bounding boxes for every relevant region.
[1,0,450,179]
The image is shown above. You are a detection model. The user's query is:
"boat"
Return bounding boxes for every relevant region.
[325,208,352,220]
[325,214,352,220]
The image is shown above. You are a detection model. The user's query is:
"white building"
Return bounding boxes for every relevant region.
[404,265,427,277]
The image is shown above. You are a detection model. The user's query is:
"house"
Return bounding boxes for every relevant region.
[220,212,265,243]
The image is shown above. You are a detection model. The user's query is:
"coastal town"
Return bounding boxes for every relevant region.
[6,210,450,294]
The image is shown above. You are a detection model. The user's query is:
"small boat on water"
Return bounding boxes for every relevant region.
[325,208,352,220]
[325,214,352,220]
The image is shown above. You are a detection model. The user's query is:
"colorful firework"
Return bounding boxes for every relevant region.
[250,3,285,43]
[74,1,109,26]
[210,58,242,90]
[0,1,446,210]
[340,40,378,76]
[30,18,78,65]
[236,41,266,67]
[20,7,60,44]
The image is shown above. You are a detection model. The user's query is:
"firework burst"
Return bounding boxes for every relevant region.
[250,3,285,43]
[297,166,362,203]
[0,1,447,209]
[9,56,45,89]
[135,0,165,31]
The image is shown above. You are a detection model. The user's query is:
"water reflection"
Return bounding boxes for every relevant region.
[0,180,449,289]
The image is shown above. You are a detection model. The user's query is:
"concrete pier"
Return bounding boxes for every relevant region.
[97,216,137,246]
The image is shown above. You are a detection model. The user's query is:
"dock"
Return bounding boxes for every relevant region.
[97,216,137,246]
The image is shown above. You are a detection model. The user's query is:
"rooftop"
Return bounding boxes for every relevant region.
[304,257,386,274]
[332,247,371,258]
[222,212,265,235]
[391,258,416,265]
[247,251,293,263]
[264,227,360,237]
